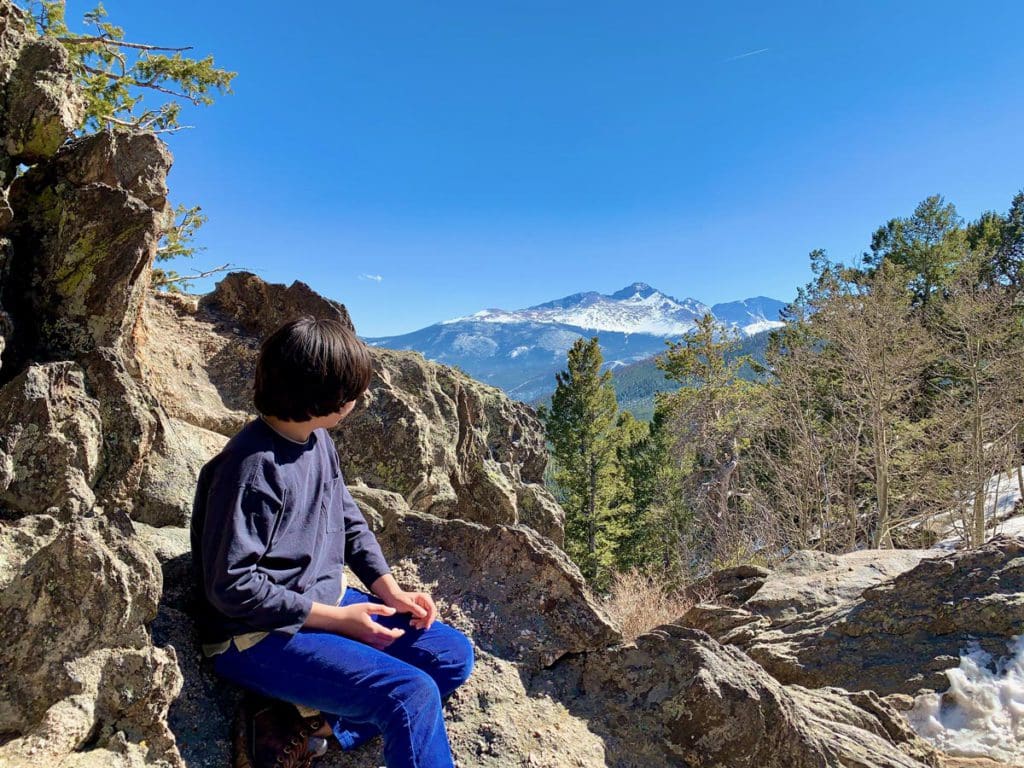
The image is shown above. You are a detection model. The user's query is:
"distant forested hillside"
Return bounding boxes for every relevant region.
[611,329,773,419]
[529,328,774,420]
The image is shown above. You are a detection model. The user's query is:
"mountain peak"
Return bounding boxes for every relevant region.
[610,282,657,300]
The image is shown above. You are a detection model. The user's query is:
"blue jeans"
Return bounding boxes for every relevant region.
[213,587,474,768]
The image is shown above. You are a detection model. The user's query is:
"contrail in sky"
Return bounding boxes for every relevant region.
[724,47,770,62]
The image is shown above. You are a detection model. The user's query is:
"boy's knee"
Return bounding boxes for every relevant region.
[447,631,474,688]
[389,666,442,712]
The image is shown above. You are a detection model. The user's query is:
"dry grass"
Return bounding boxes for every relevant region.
[602,568,695,642]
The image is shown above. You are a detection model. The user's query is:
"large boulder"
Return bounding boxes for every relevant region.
[133,416,227,527]
[0,512,182,767]
[743,548,935,621]
[137,291,253,436]
[552,624,939,768]
[339,344,558,535]
[0,127,174,512]
[684,539,1024,696]
[0,361,102,516]
[3,37,83,162]
[198,270,354,337]
[374,500,620,668]
[5,130,171,364]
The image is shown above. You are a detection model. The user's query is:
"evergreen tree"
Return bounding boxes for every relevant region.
[30,1,235,133]
[538,337,624,588]
[614,398,688,576]
[656,314,766,568]
[865,195,964,306]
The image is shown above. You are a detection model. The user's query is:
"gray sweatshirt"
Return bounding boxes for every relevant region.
[190,417,391,650]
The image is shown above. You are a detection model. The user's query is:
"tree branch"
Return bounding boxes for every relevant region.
[57,35,193,52]
[82,64,202,104]
[152,263,234,287]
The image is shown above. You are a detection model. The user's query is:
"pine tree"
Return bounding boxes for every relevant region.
[26,1,237,287]
[614,398,688,577]
[655,313,765,568]
[538,337,624,588]
[865,195,964,306]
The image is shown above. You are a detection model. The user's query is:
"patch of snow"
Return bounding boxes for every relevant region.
[451,333,498,357]
[908,635,1024,765]
[932,466,1023,552]
[537,328,584,354]
[742,319,785,336]
[508,345,532,359]
[997,514,1024,539]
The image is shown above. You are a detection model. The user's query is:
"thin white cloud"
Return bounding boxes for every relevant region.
[724,47,770,63]
[359,273,384,282]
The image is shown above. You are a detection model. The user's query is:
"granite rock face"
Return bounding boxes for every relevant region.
[198,269,355,337]
[0,361,101,516]
[551,625,939,768]
[0,513,183,768]
[683,540,1024,696]
[3,37,83,162]
[6,130,171,364]
[133,417,227,527]
[374,500,620,668]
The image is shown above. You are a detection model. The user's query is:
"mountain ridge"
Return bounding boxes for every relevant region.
[365,282,787,403]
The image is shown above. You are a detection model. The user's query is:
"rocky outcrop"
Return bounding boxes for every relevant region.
[5,130,171,365]
[198,269,354,337]
[139,283,565,543]
[0,361,101,515]
[549,625,939,768]
[0,512,182,768]
[374,499,619,668]
[0,126,173,514]
[743,548,933,620]
[684,540,1024,696]
[0,4,186,766]
[3,37,83,163]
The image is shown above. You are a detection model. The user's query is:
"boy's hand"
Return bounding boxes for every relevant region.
[305,602,405,649]
[383,590,437,631]
[370,574,438,631]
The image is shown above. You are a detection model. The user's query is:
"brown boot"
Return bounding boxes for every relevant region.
[233,694,328,768]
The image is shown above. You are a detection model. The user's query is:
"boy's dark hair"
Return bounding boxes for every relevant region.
[254,316,373,421]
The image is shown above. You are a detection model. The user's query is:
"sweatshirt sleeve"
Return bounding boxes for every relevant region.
[339,477,392,589]
[200,462,313,635]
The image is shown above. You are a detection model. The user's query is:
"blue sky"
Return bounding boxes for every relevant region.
[65,1,1024,337]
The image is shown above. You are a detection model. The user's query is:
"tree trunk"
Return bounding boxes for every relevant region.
[1017,425,1024,499]
[971,391,985,548]
[871,414,891,548]
[588,455,597,563]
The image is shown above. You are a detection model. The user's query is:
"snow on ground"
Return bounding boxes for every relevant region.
[741,319,786,335]
[905,466,1024,763]
[932,466,1023,552]
[909,636,1024,765]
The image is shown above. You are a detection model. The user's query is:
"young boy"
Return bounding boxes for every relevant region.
[190,316,474,768]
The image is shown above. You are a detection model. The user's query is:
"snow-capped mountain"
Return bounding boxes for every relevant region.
[364,283,787,403]
[710,296,787,336]
[444,282,711,336]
